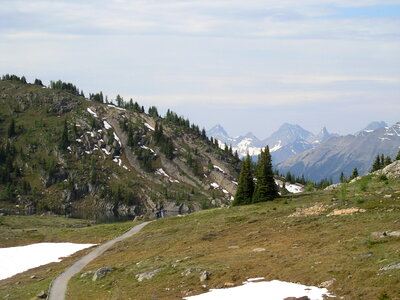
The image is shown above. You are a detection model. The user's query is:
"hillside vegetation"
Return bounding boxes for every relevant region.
[0,78,241,219]
[1,171,398,299]
[67,173,400,299]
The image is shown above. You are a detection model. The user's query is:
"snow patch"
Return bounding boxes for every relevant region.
[270,140,282,152]
[222,189,229,194]
[210,182,220,189]
[107,104,126,111]
[86,107,98,118]
[286,184,304,194]
[213,165,225,174]
[101,148,111,155]
[0,243,95,280]
[141,145,156,155]
[113,132,121,146]
[103,120,112,130]
[155,168,169,177]
[144,122,155,131]
[184,279,333,300]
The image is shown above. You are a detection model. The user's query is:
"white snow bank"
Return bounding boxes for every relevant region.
[184,279,333,300]
[210,182,220,189]
[87,108,98,118]
[286,184,304,194]
[155,168,169,177]
[213,165,225,174]
[103,120,112,130]
[144,122,155,131]
[113,132,121,146]
[107,104,126,111]
[270,140,282,152]
[0,242,95,280]
[101,148,111,155]
[141,145,156,155]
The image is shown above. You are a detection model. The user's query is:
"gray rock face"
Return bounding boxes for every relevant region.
[136,268,162,282]
[199,271,210,282]
[380,262,400,271]
[92,266,114,281]
[371,230,400,239]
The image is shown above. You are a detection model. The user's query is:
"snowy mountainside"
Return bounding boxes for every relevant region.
[207,123,337,164]
[277,122,400,183]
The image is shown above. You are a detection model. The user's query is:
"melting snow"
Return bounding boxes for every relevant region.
[75,138,82,143]
[213,165,225,173]
[86,131,95,138]
[107,104,126,111]
[103,120,112,130]
[155,168,169,177]
[113,132,121,146]
[211,182,220,189]
[101,148,111,155]
[184,279,334,300]
[141,145,156,155]
[0,243,95,280]
[270,140,282,152]
[222,189,229,194]
[144,122,155,131]
[86,108,98,118]
[286,184,304,194]
[232,181,238,185]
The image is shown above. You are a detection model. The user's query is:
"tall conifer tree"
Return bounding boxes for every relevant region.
[233,154,254,206]
[253,146,278,203]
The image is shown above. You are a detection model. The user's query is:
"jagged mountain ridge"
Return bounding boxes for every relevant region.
[0,79,241,218]
[207,123,337,164]
[277,122,400,183]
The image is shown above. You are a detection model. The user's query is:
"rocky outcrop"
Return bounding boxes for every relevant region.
[92,266,114,281]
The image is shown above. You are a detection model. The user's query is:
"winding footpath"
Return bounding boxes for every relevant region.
[48,221,151,300]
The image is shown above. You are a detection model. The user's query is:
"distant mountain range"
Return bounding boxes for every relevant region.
[207,121,398,183]
[207,123,338,164]
[278,122,399,182]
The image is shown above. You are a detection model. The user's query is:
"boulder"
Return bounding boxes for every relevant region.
[36,291,47,299]
[380,262,400,271]
[136,268,162,282]
[199,271,210,282]
[92,266,114,281]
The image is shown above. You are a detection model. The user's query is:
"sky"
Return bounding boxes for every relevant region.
[1,0,399,139]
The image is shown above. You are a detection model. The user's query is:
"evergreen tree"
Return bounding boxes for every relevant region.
[59,120,69,150]
[396,150,400,161]
[350,168,359,180]
[380,154,385,168]
[252,146,278,202]
[34,79,43,86]
[7,119,16,138]
[233,154,254,206]
[384,156,392,167]
[371,155,381,172]
[340,172,346,183]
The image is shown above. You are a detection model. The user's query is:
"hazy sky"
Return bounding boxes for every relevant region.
[1,0,399,139]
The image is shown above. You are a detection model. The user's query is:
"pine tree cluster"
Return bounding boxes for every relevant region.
[233,147,278,206]
[371,153,394,172]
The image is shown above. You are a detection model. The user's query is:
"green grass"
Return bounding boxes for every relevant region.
[61,176,400,300]
[0,215,138,299]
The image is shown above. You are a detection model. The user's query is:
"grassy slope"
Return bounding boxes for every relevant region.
[0,215,135,299]
[62,176,400,300]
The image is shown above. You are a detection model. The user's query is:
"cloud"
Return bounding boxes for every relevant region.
[1,0,400,40]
